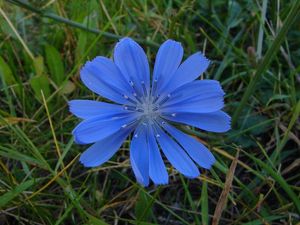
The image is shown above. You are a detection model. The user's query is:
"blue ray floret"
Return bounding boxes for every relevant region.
[69,37,231,186]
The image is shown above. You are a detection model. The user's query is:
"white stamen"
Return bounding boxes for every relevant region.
[123,94,137,104]
[158,94,171,105]
[151,78,158,96]
[141,81,147,96]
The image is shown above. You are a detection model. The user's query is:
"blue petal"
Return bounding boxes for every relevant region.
[73,114,138,144]
[164,52,210,94]
[130,126,149,186]
[152,40,183,96]
[160,80,224,113]
[148,125,168,185]
[155,124,200,178]
[80,56,134,104]
[163,111,231,133]
[164,80,224,106]
[114,37,150,96]
[161,98,223,114]
[69,100,129,119]
[80,127,132,167]
[162,122,215,169]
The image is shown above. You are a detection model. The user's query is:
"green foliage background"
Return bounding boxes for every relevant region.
[0,0,299,224]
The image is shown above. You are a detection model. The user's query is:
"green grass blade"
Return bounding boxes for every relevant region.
[244,150,300,213]
[0,179,35,208]
[45,45,65,85]
[271,100,300,163]
[180,175,201,225]
[201,179,209,225]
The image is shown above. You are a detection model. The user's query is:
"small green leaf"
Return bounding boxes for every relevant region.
[135,190,153,222]
[0,56,21,96]
[33,55,45,76]
[75,14,98,62]
[227,1,242,29]
[29,74,50,100]
[45,45,65,85]
[61,80,76,94]
[0,56,16,85]
[75,28,88,63]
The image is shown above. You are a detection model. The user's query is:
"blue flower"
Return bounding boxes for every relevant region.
[69,37,230,186]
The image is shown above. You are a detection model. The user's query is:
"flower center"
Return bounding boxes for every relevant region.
[122,80,173,125]
[140,100,159,120]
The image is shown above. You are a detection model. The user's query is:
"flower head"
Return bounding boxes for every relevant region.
[69,37,230,186]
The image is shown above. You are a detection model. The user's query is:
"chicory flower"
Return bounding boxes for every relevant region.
[69,37,230,186]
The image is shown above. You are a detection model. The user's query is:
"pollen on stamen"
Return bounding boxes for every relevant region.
[141,81,147,96]
[123,94,137,104]
[124,105,138,111]
[151,78,158,95]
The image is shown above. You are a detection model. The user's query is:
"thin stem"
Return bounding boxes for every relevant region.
[0,7,35,60]
[256,0,268,59]
[6,0,159,48]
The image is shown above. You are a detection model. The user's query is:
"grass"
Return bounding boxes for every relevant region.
[0,0,299,224]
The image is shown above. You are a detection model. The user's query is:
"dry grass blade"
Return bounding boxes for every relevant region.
[212,149,240,225]
[26,154,79,200]
[281,158,300,175]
